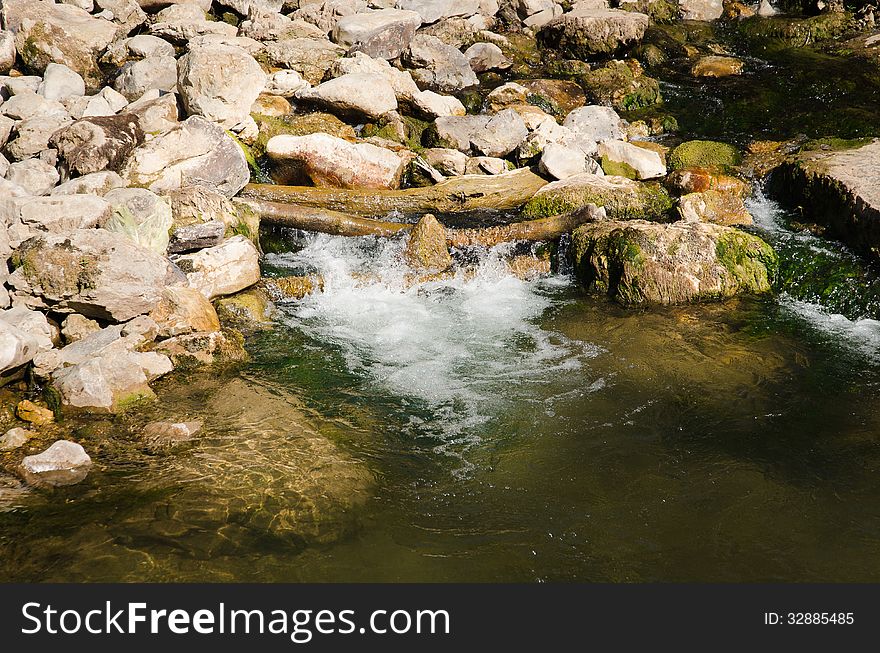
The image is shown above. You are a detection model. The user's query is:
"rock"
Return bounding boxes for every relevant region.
[404,214,451,272]
[0,31,15,74]
[292,0,369,34]
[149,285,221,337]
[61,314,102,344]
[18,440,91,486]
[578,59,660,111]
[464,42,510,72]
[141,420,202,449]
[679,0,723,21]
[678,190,752,226]
[571,219,777,304]
[768,139,880,258]
[464,156,508,175]
[5,114,72,161]
[215,288,277,329]
[405,34,479,93]
[470,108,528,157]
[104,34,175,65]
[103,188,173,254]
[7,194,112,232]
[9,229,183,322]
[425,114,490,153]
[173,236,261,300]
[563,105,625,156]
[422,147,468,175]
[691,55,743,78]
[0,427,34,451]
[50,171,125,196]
[14,3,119,87]
[757,0,776,16]
[5,159,59,196]
[537,8,649,58]
[264,70,311,97]
[598,139,665,179]
[113,55,178,101]
[398,0,480,23]
[94,0,148,33]
[52,349,172,412]
[332,9,423,60]
[50,114,144,176]
[522,172,673,220]
[295,72,397,120]
[38,63,86,101]
[0,319,44,381]
[669,140,741,171]
[666,167,749,196]
[410,89,466,118]
[1,89,68,121]
[266,132,406,190]
[518,115,595,160]
[16,400,54,425]
[126,90,180,134]
[153,328,248,367]
[512,79,586,119]
[150,4,238,43]
[177,43,266,129]
[165,185,241,236]
[264,38,346,86]
[539,142,593,180]
[122,116,249,197]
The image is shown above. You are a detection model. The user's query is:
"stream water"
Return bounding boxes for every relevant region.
[3,24,880,582]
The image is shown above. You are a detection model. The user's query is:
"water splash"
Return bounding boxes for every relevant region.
[266,234,601,475]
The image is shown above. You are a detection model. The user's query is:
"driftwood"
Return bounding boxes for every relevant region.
[237,196,606,247]
[239,168,548,215]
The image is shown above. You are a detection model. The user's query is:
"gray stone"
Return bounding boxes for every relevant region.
[470,108,528,157]
[423,147,468,175]
[122,116,249,197]
[295,72,397,119]
[332,9,423,60]
[50,171,125,196]
[406,34,479,93]
[38,63,86,101]
[463,42,510,73]
[5,159,59,196]
[4,114,72,161]
[1,90,68,120]
[141,420,203,449]
[126,91,180,134]
[679,0,723,21]
[0,428,35,451]
[563,105,625,155]
[113,55,178,101]
[264,38,345,86]
[538,8,649,58]
[149,5,238,43]
[539,142,593,180]
[0,31,15,74]
[429,114,490,153]
[61,314,102,344]
[10,195,112,233]
[18,440,92,487]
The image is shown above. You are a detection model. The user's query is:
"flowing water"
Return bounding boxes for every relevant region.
[4,25,880,582]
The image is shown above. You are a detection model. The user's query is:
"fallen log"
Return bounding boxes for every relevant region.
[235,198,606,247]
[239,168,548,215]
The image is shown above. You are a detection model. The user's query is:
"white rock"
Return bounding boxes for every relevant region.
[0,31,15,74]
[267,132,407,189]
[539,142,592,179]
[464,42,510,72]
[9,195,112,233]
[411,89,466,118]
[563,105,626,155]
[6,159,60,196]
[295,72,397,119]
[264,70,311,96]
[0,428,34,451]
[173,236,261,301]
[38,63,86,101]
[679,0,723,21]
[18,441,92,487]
[470,108,529,157]
[177,43,267,129]
[50,171,126,196]
[597,139,665,179]
[114,55,178,101]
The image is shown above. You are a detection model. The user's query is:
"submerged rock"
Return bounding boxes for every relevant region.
[15,400,54,425]
[577,59,661,111]
[18,440,92,487]
[522,173,673,220]
[691,55,744,78]
[0,427,35,451]
[141,420,203,450]
[571,220,778,304]
[678,190,753,226]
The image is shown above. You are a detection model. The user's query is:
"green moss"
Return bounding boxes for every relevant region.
[800,136,873,152]
[601,157,640,179]
[114,389,156,413]
[577,60,661,112]
[738,13,854,47]
[668,140,742,171]
[522,181,674,221]
[620,0,679,24]
[715,230,779,293]
[521,194,577,219]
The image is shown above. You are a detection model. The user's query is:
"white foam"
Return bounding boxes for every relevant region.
[267,234,600,472]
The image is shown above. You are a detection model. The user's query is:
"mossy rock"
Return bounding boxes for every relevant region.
[522,174,674,221]
[571,220,777,305]
[668,140,741,171]
[620,0,680,24]
[215,288,277,331]
[737,13,854,47]
[577,60,661,112]
[251,112,357,158]
[363,114,430,152]
[601,157,640,179]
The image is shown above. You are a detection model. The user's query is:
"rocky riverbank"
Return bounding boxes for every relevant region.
[1,0,878,508]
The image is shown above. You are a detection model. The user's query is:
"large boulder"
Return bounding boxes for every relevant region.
[177,43,266,129]
[38,63,86,101]
[266,132,406,189]
[332,9,423,60]
[522,173,673,220]
[8,229,184,322]
[571,220,778,304]
[537,8,649,58]
[121,116,250,197]
[295,73,397,120]
[173,236,261,300]
[18,441,92,487]
[50,114,144,176]
[13,3,119,87]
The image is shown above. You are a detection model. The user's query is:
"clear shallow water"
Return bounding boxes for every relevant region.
[4,196,880,582]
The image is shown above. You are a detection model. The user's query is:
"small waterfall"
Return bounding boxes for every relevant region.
[264,233,601,475]
[748,188,880,358]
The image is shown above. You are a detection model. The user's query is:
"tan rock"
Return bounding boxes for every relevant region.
[404,214,452,272]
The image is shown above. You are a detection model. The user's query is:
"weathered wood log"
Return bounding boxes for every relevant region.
[239,168,548,215]
[236,197,606,247]
[445,206,605,248]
